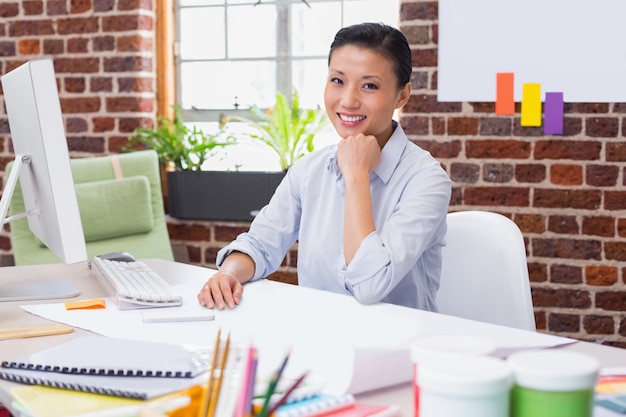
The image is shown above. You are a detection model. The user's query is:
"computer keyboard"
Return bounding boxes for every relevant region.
[89,257,183,310]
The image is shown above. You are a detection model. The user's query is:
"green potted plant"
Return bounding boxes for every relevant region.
[124,105,236,216]
[126,105,234,172]
[168,89,329,222]
[228,89,329,172]
[126,92,328,222]
[172,88,326,221]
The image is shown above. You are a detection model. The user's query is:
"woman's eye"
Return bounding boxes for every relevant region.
[330,77,343,85]
[363,83,378,90]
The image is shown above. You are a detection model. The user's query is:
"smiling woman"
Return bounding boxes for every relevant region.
[197,23,452,312]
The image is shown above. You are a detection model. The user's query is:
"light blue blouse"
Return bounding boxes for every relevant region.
[216,123,452,310]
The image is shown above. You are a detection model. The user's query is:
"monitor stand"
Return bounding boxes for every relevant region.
[1,155,81,302]
[0,154,30,225]
[0,280,80,302]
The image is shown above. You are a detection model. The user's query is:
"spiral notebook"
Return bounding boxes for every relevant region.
[0,335,243,401]
[1,335,207,378]
[0,367,201,399]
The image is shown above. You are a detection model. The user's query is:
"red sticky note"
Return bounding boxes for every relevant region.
[496,72,515,115]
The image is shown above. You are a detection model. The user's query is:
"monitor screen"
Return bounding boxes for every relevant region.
[0,58,87,301]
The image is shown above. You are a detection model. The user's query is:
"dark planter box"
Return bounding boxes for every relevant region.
[166,170,286,221]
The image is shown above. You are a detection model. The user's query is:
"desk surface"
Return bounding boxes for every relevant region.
[2,260,626,417]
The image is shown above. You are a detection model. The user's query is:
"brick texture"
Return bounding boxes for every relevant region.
[396,0,626,348]
[1,0,625,345]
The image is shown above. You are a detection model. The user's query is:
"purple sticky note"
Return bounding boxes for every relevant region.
[544,92,564,135]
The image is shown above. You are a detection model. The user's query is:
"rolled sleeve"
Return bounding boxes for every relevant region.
[216,168,301,281]
[216,238,267,281]
[341,232,392,304]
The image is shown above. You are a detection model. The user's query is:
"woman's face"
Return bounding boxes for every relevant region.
[324,45,410,147]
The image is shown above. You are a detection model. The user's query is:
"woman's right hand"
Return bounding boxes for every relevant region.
[197,271,243,310]
[337,133,381,179]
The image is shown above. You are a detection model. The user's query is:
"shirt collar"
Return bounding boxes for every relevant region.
[374,121,406,184]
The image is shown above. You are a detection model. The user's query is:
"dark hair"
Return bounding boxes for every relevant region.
[328,22,411,89]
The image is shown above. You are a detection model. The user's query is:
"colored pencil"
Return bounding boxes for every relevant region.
[257,349,291,417]
[206,331,230,417]
[265,370,309,417]
[199,329,221,417]
[244,347,259,417]
[234,344,257,417]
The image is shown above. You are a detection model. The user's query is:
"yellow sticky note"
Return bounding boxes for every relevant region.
[520,83,541,126]
[65,298,106,310]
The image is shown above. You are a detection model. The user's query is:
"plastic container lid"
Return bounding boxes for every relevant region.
[417,355,513,397]
[506,350,599,391]
[411,335,496,364]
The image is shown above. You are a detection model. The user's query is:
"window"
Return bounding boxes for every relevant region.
[174,0,398,170]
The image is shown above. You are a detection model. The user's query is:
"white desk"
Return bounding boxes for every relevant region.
[2,260,626,417]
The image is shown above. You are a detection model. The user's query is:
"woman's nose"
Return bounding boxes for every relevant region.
[340,87,360,109]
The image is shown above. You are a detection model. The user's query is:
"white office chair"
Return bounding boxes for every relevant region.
[436,210,536,331]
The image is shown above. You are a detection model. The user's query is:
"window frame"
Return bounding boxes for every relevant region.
[164,0,397,122]
[156,0,176,120]
[169,0,350,123]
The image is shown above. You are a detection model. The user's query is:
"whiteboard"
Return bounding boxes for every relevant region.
[438,0,626,102]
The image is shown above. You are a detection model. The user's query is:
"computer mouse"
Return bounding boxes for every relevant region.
[97,251,136,262]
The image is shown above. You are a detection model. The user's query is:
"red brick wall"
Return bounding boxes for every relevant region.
[0,0,156,261]
[1,0,626,347]
[399,1,626,347]
[0,0,155,156]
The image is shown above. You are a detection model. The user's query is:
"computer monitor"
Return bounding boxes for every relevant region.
[0,58,88,301]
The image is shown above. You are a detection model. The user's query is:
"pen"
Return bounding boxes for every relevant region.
[0,324,73,340]
[257,348,291,417]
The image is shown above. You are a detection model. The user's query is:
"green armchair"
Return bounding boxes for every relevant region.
[6,150,174,265]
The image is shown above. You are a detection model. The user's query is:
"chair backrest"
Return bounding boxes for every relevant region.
[6,150,174,265]
[436,210,536,331]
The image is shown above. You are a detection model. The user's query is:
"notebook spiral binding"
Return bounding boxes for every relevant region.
[0,370,147,399]
[0,336,209,381]
[0,361,195,378]
[0,367,199,400]
[0,336,210,400]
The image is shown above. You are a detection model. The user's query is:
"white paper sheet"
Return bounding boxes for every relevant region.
[438,0,626,102]
[21,277,575,395]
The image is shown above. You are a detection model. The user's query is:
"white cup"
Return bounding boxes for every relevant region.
[417,355,513,417]
[411,335,497,417]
